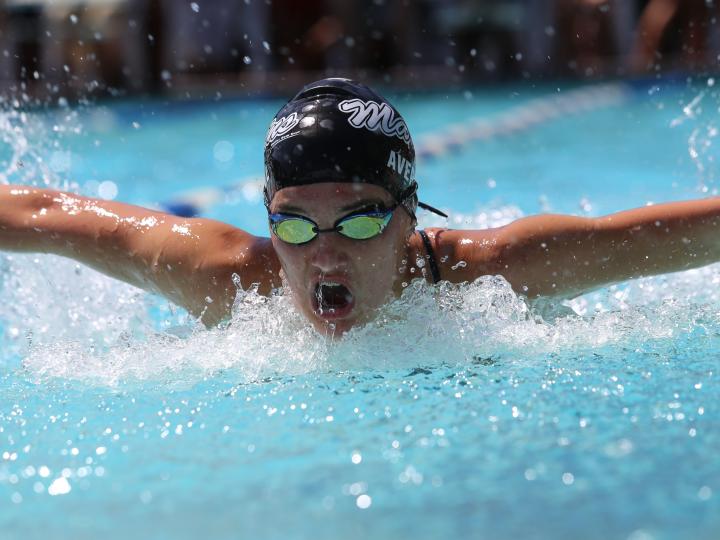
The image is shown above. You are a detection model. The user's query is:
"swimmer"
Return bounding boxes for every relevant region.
[2,77,720,335]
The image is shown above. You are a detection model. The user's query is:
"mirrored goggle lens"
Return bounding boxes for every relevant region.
[338,214,391,240]
[273,218,316,244]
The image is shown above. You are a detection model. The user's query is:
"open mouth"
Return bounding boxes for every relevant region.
[313,280,355,318]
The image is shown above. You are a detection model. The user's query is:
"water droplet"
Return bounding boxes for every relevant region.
[356,494,372,509]
[213,140,234,162]
[98,181,118,200]
[47,477,71,496]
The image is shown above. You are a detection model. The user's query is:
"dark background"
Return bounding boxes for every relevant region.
[0,0,718,101]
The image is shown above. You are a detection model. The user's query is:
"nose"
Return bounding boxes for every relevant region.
[309,234,351,272]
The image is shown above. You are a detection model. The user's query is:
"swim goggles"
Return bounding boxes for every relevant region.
[269,204,398,245]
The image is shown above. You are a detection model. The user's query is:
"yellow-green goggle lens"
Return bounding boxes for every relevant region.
[338,215,391,239]
[274,218,316,244]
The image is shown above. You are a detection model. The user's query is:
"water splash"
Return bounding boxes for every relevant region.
[670,91,704,128]
[670,80,719,193]
[0,101,81,189]
[8,254,720,388]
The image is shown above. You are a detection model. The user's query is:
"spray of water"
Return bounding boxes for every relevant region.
[0,99,81,189]
[3,247,717,388]
[670,78,719,193]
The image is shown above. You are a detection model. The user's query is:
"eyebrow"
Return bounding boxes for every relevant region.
[339,199,389,213]
[274,198,390,215]
[273,204,307,214]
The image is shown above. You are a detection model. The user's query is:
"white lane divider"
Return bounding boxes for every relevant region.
[416,83,630,159]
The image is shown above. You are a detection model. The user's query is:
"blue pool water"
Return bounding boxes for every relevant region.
[1,81,720,539]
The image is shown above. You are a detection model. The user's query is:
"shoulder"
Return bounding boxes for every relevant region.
[157,219,281,326]
[411,227,504,283]
[188,219,281,293]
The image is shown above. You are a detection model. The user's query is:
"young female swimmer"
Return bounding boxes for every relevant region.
[1,78,720,335]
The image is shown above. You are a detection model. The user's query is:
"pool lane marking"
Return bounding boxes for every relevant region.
[416,83,630,160]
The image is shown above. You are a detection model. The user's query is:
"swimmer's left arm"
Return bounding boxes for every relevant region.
[436,198,720,298]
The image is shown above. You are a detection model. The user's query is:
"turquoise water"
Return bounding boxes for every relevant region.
[1,81,720,539]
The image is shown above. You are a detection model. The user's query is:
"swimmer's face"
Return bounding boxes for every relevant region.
[269,183,414,335]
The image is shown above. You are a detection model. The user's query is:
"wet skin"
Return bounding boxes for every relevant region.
[4,183,720,334]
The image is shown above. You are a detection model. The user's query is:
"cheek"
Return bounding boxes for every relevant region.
[271,240,306,282]
[355,239,405,284]
[272,236,299,262]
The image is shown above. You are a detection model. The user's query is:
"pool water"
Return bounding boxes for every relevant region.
[1,81,719,540]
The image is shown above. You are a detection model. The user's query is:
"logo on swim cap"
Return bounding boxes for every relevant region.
[338,99,412,145]
[266,112,300,145]
[387,150,414,182]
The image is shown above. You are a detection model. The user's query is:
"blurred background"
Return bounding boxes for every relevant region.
[0,0,718,101]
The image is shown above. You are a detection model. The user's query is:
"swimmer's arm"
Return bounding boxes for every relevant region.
[437,198,720,298]
[0,185,280,326]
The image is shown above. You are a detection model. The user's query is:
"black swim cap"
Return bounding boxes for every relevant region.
[264,78,445,219]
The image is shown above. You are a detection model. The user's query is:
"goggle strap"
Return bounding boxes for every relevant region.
[267,183,447,219]
[418,201,448,218]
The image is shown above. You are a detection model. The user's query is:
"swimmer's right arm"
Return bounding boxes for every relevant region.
[0,185,281,326]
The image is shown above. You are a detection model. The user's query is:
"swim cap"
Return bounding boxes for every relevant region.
[264,78,446,219]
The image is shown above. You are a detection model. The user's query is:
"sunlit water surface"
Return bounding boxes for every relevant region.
[1,81,719,539]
